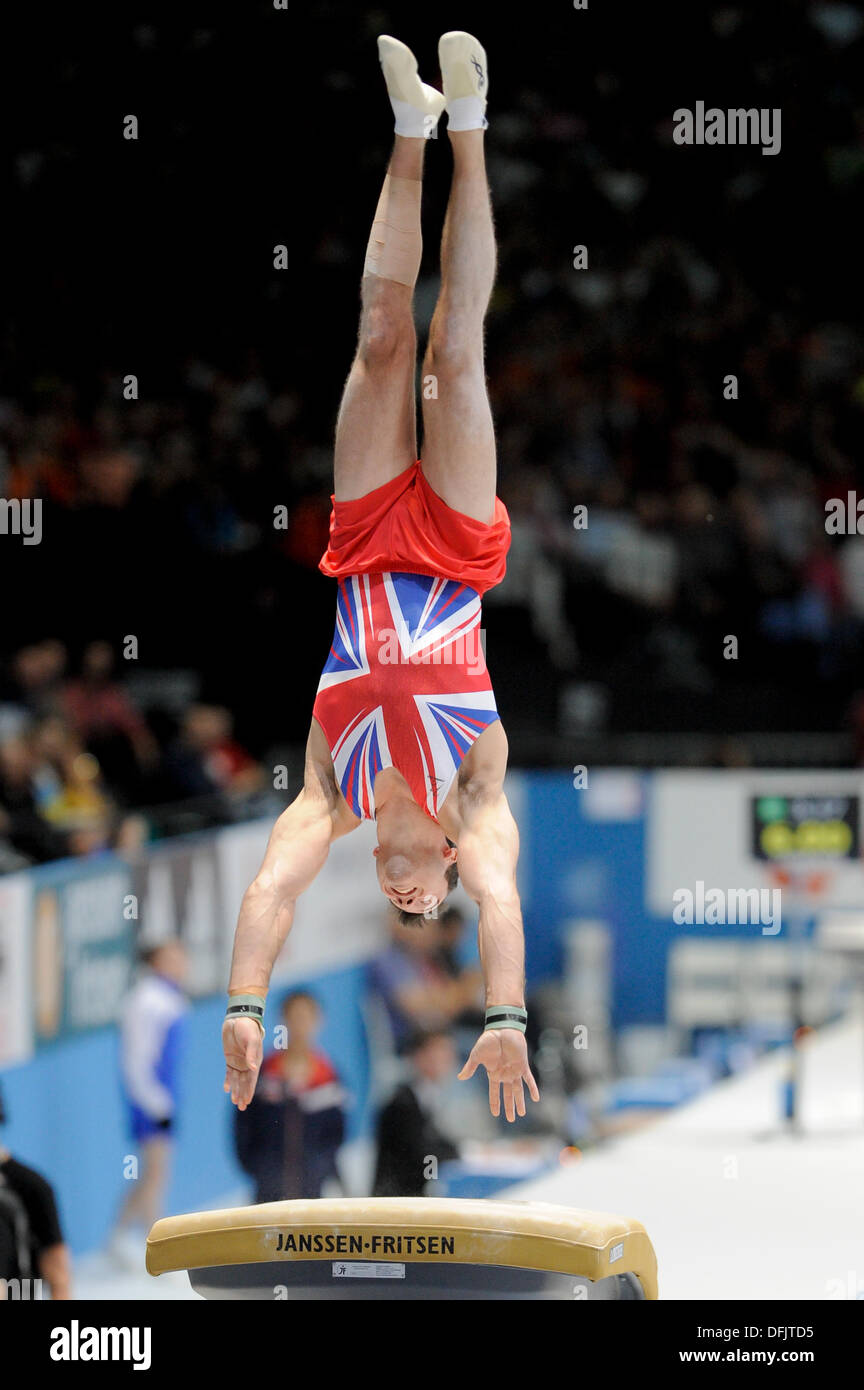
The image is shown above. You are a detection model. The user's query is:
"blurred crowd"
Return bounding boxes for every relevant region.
[0,637,268,871]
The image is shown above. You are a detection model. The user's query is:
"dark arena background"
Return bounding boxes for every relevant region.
[2,0,864,1342]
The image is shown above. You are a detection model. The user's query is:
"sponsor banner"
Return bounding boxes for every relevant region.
[0,873,33,1065]
[32,860,134,1046]
[275,1229,457,1258]
[129,836,229,998]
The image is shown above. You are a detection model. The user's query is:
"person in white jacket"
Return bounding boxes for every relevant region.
[111,941,188,1260]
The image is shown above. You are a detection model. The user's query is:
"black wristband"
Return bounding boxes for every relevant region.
[484,1005,528,1034]
[225,993,266,1033]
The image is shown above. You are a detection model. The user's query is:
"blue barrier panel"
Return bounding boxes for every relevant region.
[523,771,662,1023]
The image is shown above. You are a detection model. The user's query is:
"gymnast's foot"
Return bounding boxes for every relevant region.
[438,30,489,131]
[377,35,446,138]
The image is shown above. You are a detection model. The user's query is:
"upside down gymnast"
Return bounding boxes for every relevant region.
[222,31,540,1122]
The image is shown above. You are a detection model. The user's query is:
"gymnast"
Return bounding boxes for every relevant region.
[222,32,538,1124]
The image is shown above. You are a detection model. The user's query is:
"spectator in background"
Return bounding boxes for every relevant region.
[0,1081,71,1299]
[0,731,70,865]
[370,918,482,1053]
[0,718,146,864]
[234,991,345,1203]
[31,714,118,855]
[373,1030,460,1198]
[6,642,67,722]
[62,639,158,796]
[163,704,264,806]
[110,941,189,1264]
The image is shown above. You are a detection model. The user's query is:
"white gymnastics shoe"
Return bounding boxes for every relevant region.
[378,35,446,139]
[438,30,489,130]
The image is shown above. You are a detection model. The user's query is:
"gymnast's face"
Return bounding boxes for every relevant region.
[373,842,457,916]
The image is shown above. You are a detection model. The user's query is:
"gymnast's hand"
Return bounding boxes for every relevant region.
[458,1029,540,1123]
[222,1016,264,1110]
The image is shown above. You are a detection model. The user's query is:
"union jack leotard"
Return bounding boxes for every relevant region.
[312,571,500,822]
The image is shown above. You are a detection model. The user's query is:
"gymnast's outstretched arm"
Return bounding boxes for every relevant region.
[222,726,356,1109]
[454,783,540,1123]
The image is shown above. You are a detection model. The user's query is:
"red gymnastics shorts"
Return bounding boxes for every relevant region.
[318,460,511,597]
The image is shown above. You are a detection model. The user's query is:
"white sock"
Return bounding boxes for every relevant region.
[446,95,488,132]
[391,96,439,139]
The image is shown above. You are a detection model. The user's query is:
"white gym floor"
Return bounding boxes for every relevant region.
[74,1011,864,1301]
[512,1011,864,1300]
